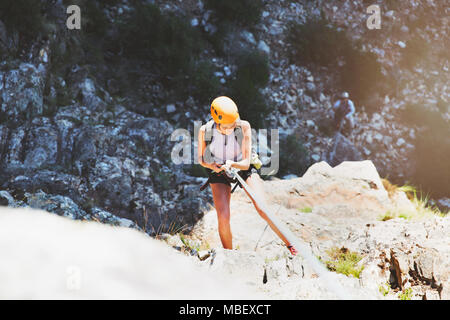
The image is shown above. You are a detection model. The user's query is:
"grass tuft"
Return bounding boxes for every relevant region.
[379,181,446,221]
[299,207,313,213]
[324,247,364,279]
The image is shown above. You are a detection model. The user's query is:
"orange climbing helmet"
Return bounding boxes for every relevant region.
[210,96,239,124]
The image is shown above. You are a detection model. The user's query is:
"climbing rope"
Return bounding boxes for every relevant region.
[225,167,353,300]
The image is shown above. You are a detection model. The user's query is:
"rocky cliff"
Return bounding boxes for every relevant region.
[1,160,448,299]
[0,1,448,229]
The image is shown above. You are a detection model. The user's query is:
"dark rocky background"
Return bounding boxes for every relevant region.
[0,0,448,234]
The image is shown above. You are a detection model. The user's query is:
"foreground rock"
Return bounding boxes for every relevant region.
[190,160,449,300]
[0,206,264,299]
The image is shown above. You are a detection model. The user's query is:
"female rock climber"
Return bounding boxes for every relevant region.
[197,96,298,255]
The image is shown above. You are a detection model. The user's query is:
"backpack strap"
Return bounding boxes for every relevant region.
[234,122,244,147]
[202,119,216,164]
[202,119,251,163]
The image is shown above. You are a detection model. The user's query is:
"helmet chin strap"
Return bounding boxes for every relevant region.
[218,123,235,134]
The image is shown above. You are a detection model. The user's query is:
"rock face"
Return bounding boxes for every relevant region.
[0,63,45,123]
[0,62,210,234]
[189,160,449,300]
[0,206,262,299]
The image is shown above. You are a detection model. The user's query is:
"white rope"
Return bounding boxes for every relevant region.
[226,167,353,300]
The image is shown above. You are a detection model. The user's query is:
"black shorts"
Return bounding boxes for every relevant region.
[206,164,259,187]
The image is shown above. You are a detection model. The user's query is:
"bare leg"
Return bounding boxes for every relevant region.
[243,173,292,248]
[210,183,232,249]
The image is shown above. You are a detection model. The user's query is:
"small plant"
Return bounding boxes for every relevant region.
[299,207,313,213]
[379,282,391,297]
[398,288,413,300]
[264,252,289,264]
[379,211,395,221]
[179,233,201,251]
[147,210,187,237]
[189,60,222,103]
[324,247,365,279]
[153,171,172,192]
[205,0,264,27]
[317,115,336,137]
[117,3,204,77]
[379,181,446,221]
[228,50,270,129]
[184,164,209,178]
[0,0,45,44]
[287,15,348,67]
[278,134,311,178]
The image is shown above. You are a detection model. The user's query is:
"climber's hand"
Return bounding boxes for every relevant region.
[210,163,223,174]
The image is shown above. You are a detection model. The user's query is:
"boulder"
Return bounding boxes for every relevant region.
[0,63,45,123]
[327,133,364,166]
[257,40,270,55]
[0,190,15,207]
[0,206,262,299]
[192,160,449,299]
[25,190,90,221]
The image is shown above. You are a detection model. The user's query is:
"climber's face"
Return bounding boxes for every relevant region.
[218,122,236,135]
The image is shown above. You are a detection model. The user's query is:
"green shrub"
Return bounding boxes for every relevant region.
[338,46,384,104]
[399,103,450,199]
[205,0,264,27]
[229,84,268,129]
[379,282,391,296]
[287,17,348,67]
[49,0,114,76]
[413,127,450,200]
[228,50,270,128]
[0,0,45,53]
[62,0,110,36]
[184,164,209,178]
[398,288,413,300]
[189,61,222,104]
[287,16,385,104]
[278,134,311,177]
[324,247,364,279]
[153,171,173,192]
[103,2,211,107]
[235,50,270,87]
[0,0,44,36]
[117,3,204,77]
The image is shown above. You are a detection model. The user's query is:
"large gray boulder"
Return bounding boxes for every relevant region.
[0,206,263,299]
[327,133,364,167]
[0,63,45,123]
[191,160,449,299]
